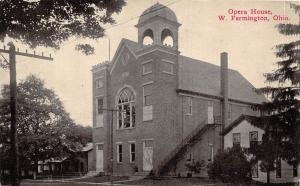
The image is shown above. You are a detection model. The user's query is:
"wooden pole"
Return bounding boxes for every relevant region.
[110,110,113,186]
[9,43,19,186]
[0,43,52,186]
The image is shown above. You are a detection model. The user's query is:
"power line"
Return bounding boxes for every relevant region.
[0,52,8,62]
[0,52,9,69]
[104,0,182,30]
[61,0,183,48]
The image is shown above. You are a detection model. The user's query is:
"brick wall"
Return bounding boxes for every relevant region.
[92,45,261,176]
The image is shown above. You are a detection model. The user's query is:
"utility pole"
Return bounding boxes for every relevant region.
[0,43,53,186]
[100,108,124,186]
[110,110,113,186]
[0,143,2,186]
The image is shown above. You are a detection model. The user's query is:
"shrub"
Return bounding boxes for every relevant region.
[185,160,205,174]
[207,146,252,183]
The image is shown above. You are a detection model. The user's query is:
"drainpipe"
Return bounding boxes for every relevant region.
[220,52,228,151]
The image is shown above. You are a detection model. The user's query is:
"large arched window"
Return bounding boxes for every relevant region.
[117,87,136,129]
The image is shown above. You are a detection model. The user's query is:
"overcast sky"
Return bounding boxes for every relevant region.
[0,0,299,126]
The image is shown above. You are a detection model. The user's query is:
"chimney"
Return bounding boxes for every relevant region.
[220,52,228,151]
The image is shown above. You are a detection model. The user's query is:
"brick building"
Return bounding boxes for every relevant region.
[91,3,266,176]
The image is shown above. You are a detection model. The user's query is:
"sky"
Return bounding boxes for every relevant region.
[0,0,299,126]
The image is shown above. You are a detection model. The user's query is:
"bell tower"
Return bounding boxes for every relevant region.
[136,3,181,50]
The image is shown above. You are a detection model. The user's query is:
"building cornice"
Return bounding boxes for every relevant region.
[136,44,179,57]
[91,62,110,73]
[176,89,261,106]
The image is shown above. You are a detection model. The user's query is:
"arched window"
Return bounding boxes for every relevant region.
[161,28,174,47]
[142,29,154,45]
[117,87,136,128]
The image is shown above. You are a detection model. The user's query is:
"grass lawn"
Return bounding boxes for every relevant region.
[71,175,129,183]
[20,176,129,186]
[21,182,92,186]
[20,177,220,186]
[124,177,216,185]
[19,177,300,186]
[121,177,300,186]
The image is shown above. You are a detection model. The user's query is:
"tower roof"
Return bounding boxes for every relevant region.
[138,3,178,25]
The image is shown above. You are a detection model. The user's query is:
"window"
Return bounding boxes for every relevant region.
[142,62,152,75]
[186,97,192,115]
[96,97,104,127]
[228,104,232,120]
[251,162,259,178]
[276,159,281,178]
[232,133,241,147]
[97,98,103,115]
[162,61,174,74]
[208,144,214,162]
[144,140,153,148]
[187,151,192,162]
[142,29,154,45]
[130,143,136,162]
[143,83,153,121]
[117,143,123,163]
[143,83,152,106]
[207,101,214,124]
[293,163,298,177]
[161,29,174,47]
[95,79,103,88]
[117,88,135,129]
[249,131,258,149]
[97,144,103,150]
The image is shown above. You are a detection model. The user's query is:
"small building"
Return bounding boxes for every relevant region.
[37,142,93,176]
[223,115,300,183]
[91,3,266,177]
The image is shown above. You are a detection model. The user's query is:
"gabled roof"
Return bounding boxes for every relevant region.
[82,142,93,152]
[178,56,267,104]
[110,39,267,104]
[109,39,139,74]
[221,115,263,136]
[122,38,140,52]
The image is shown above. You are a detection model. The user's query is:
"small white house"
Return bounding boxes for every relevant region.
[223,115,300,183]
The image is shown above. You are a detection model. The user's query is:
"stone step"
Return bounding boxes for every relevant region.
[85,171,102,177]
[134,171,150,177]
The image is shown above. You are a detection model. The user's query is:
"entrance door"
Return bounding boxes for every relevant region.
[143,140,153,171]
[96,144,104,172]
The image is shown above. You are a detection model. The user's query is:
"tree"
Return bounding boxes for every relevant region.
[207,146,252,183]
[68,125,93,145]
[248,128,278,184]
[0,74,90,176]
[0,0,126,54]
[252,3,300,184]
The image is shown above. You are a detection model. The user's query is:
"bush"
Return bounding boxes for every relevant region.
[185,160,205,174]
[207,146,252,183]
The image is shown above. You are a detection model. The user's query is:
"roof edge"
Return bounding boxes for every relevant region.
[221,114,262,136]
[177,89,262,106]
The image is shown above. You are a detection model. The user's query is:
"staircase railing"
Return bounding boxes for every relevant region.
[156,118,220,176]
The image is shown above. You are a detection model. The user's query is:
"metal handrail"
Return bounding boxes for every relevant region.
[156,119,213,175]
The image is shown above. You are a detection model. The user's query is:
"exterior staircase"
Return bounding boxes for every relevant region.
[156,117,221,176]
